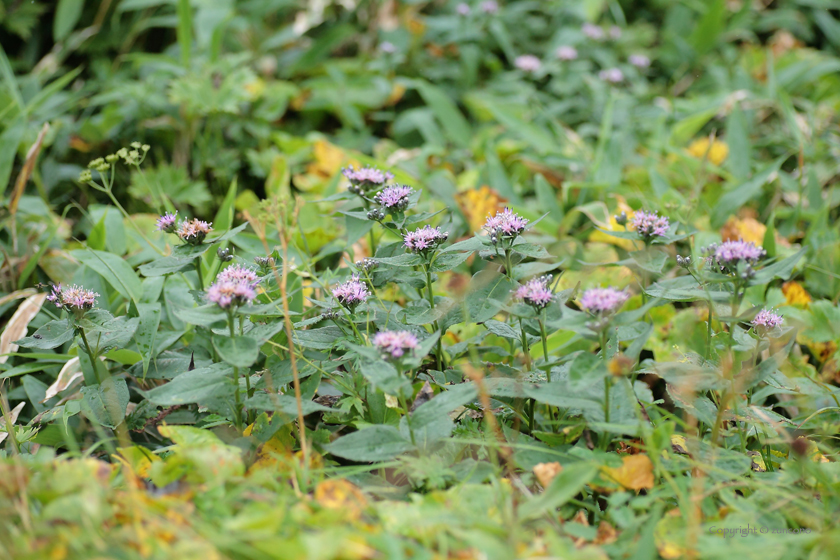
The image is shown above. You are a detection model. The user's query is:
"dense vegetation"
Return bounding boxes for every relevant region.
[1,1,840,558]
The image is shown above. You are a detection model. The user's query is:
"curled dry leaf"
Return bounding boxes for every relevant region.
[0,293,47,364]
[532,461,563,488]
[0,402,26,443]
[43,357,84,402]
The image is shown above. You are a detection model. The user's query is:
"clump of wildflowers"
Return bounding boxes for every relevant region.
[582,23,605,40]
[333,275,370,310]
[342,165,393,195]
[555,45,578,61]
[155,212,178,233]
[47,284,99,315]
[515,55,542,72]
[374,185,414,213]
[631,210,670,240]
[515,276,554,310]
[599,68,624,83]
[373,330,420,360]
[404,225,449,254]
[206,265,261,310]
[704,239,766,276]
[580,287,629,316]
[484,208,528,244]
[752,309,784,335]
[176,218,213,245]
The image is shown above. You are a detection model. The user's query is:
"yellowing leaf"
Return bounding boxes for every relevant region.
[600,454,654,492]
[456,186,506,233]
[720,215,765,245]
[532,462,562,489]
[588,200,637,251]
[686,137,729,166]
[314,479,368,520]
[782,281,811,308]
[0,293,47,364]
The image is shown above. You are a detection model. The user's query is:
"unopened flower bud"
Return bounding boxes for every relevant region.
[614,212,628,226]
[217,247,233,262]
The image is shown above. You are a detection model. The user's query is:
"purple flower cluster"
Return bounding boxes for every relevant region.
[599,68,624,83]
[46,284,99,312]
[515,55,542,72]
[333,274,370,310]
[456,2,470,16]
[515,276,554,309]
[373,330,420,359]
[484,208,528,243]
[582,23,605,41]
[206,265,260,309]
[480,1,498,14]
[629,54,651,68]
[631,210,670,239]
[752,309,784,332]
[374,185,414,212]
[342,165,394,195]
[555,45,578,61]
[176,218,213,245]
[404,225,449,253]
[580,287,629,315]
[704,239,766,275]
[155,212,178,233]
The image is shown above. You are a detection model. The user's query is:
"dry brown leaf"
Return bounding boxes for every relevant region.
[721,215,766,245]
[0,402,26,443]
[314,479,368,520]
[43,357,83,401]
[594,521,618,545]
[601,454,655,491]
[0,293,47,364]
[532,462,563,489]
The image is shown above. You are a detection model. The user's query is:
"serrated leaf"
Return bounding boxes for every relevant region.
[213,335,259,368]
[15,319,75,350]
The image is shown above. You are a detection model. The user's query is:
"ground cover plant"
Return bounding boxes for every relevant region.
[1,0,840,558]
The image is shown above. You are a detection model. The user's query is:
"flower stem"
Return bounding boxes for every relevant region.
[79,327,107,383]
[195,258,204,290]
[399,393,416,446]
[229,315,243,432]
[518,318,531,372]
[600,328,611,450]
[424,264,444,371]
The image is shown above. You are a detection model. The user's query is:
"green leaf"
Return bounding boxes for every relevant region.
[325,425,413,462]
[173,304,228,327]
[71,249,143,304]
[144,363,235,406]
[517,462,597,520]
[81,377,129,429]
[750,248,805,285]
[138,255,197,277]
[53,0,85,41]
[483,319,519,340]
[15,319,75,350]
[213,335,259,368]
[711,155,786,226]
[465,271,516,323]
[430,251,472,273]
[410,79,472,148]
[134,303,161,379]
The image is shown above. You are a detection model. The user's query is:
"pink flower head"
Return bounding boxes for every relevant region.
[216,265,260,287]
[582,23,605,41]
[176,218,213,245]
[403,225,449,253]
[629,54,651,68]
[515,276,554,309]
[580,287,629,315]
[555,45,578,61]
[47,284,99,313]
[752,309,784,333]
[374,184,414,211]
[333,274,370,310]
[457,2,470,15]
[631,210,670,239]
[484,207,528,243]
[342,165,394,194]
[704,239,766,275]
[206,280,257,309]
[480,1,498,14]
[373,330,420,359]
[609,25,622,40]
[599,68,624,83]
[515,55,542,72]
[156,212,178,233]
[379,42,396,54]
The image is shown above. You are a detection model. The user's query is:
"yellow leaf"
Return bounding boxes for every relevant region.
[588,200,637,251]
[687,137,729,166]
[532,462,562,489]
[456,186,506,234]
[720,215,766,245]
[314,479,368,520]
[600,454,654,492]
[782,281,811,308]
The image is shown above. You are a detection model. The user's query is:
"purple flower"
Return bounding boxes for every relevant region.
[206,265,261,309]
[631,210,670,239]
[374,184,414,212]
[480,1,498,14]
[555,45,578,61]
[609,25,622,40]
[483,208,528,243]
[403,225,449,253]
[515,55,542,72]
[342,165,393,196]
[176,218,213,245]
[379,41,396,54]
[373,330,420,359]
[515,276,554,309]
[752,309,784,334]
[582,23,605,41]
[599,68,624,83]
[216,265,260,287]
[580,287,629,315]
[155,212,178,233]
[457,2,470,15]
[47,284,99,313]
[629,54,651,68]
[333,274,370,310]
[704,240,766,275]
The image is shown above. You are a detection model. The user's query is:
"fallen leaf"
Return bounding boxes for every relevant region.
[782,281,811,308]
[43,357,83,401]
[721,215,766,245]
[600,454,655,492]
[594,520,618,545]
[456,186,506,233]
[0,293,47,364]
[314,479,368,520]
[532,461,563,488]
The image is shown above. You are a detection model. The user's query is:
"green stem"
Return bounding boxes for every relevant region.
[600,329,611,450]
[79,327,107,383]
[518,318,531,372]
[102,188,165,256]
[229,315,243,432]
[0,381,20,454]
[539,318,550,376]
[195,258,204,290]
[424,264,444,371]
[399,394,416,446]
